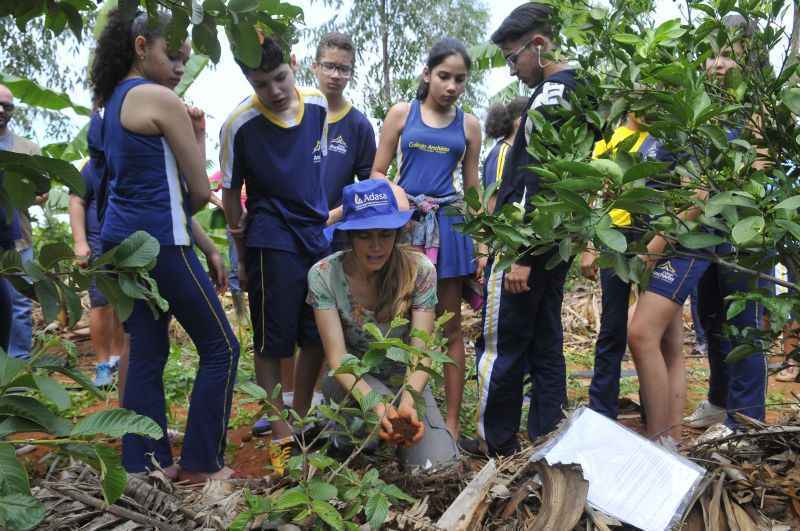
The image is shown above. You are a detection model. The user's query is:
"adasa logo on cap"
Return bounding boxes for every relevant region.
[354,191,390,209]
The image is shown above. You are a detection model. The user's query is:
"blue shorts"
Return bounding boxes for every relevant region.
[646,256,711,305]
[245,247,323,359]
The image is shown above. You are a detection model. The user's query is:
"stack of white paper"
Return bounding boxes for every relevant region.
[533,407,705,531]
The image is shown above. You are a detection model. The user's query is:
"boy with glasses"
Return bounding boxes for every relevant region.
[313,32,377,245]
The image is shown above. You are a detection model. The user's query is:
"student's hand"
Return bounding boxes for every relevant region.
[186,105,206,139]
[74,241,91,268]
[580,250,598,280]
[206,250,228,294]
[396,398,425,447]
[504,263,531,294]
[639,235,668,270]
[475,256,488,284]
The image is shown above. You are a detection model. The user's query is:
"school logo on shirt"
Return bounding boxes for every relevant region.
[313,140,322,163]
[329,135,348,155]
[408,141,450,154]
[353,191,389,210]
[652,260,677,284]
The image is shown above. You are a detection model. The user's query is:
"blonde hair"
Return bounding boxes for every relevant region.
[374,244,419,323]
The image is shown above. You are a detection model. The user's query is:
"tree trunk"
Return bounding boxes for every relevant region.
[789,1,800,67]
[379,0,391,103]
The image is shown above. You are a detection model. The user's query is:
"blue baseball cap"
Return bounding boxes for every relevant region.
[328,180,413,235]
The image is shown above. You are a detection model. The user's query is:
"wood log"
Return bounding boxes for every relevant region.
[436,459,497,531]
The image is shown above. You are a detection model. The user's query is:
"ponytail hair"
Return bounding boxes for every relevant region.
[90,9,171,107]
[416,37,472,101]
[485,96,529,139]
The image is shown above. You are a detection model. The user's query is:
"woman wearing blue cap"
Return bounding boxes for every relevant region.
[307,179,460,468]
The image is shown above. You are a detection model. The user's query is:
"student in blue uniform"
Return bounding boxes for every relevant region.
[629,14,768,443]
[69,146,129,390]
[313,32,376,233]
[469,3,581,456]
[90,9,239,481]
[220,35,331,450]
[371,38,482,439]
[482,98,528,192]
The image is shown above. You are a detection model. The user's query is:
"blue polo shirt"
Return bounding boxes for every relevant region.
[482,140,511,189]
[322,104,376,208]
[220,88,329,255]
[79,159,102,250]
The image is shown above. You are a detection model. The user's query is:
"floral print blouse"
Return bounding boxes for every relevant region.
[306,250,438,359]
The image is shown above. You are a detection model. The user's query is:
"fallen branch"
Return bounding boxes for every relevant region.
[45,483,181,531]
[436,459,497,531]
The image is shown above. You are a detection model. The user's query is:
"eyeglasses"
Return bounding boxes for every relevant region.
[319,62,353,78]
[0,102,14,113]
[505,38,536,67]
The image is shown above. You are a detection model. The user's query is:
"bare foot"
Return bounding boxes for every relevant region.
[162,464,180,481]
[178,466,236,483]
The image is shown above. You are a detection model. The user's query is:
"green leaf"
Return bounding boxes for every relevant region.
[613,33,641,45]
[380,483,415,503]
[725,344,757,364]
[229,21,262,69]
[274,487,310,510]
[308,479,338,501]
[0,493,45,531]
[358,390,382,414]
[726,299,746,321]
[0,418,44,439]
[0,396,72,436]
[0,351,27,387]
[782,87,800,114]
[39,365,104,399]
[385,346,409,364]
[33,374,71,411]
[363,323,384,341]
[94,275,134,322]
[596,228,627,253]
[0,443,29,496]
[698,124,729,150]
[71,408,164,440]
[228,0,260,12]
[177,53,211,95]
[365,492,391,529]
[622,161,668,184]
[237,380,267,400]
[677,232,725,250]
[113,231,160,269]
[774,195,800,211]
[0,73,90,116]
[731,216,765,245]
[776,219,800,240]
[312,499,343,530]
[33,278,60,324]
[94,444,127,504]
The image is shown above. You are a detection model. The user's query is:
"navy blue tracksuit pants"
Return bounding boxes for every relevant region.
[697,262,767,427]
[0,242,14,353]
[588,268,632,419]
[476,251,571,455]
[107,244,240,473]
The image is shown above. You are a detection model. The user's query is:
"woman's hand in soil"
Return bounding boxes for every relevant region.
[375,403,401,444]
[396,399,425,447]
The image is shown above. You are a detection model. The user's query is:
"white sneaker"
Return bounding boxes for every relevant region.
[693,423,733,446]
[683,400,726,428]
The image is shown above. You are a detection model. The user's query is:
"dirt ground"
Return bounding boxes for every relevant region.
[19,284,800,481]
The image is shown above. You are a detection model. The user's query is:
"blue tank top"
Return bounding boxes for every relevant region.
[398,100,466,197]
[100,78,192,245]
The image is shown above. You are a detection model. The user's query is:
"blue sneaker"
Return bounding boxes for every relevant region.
[93,362,114,388]
[252,417,272,436]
